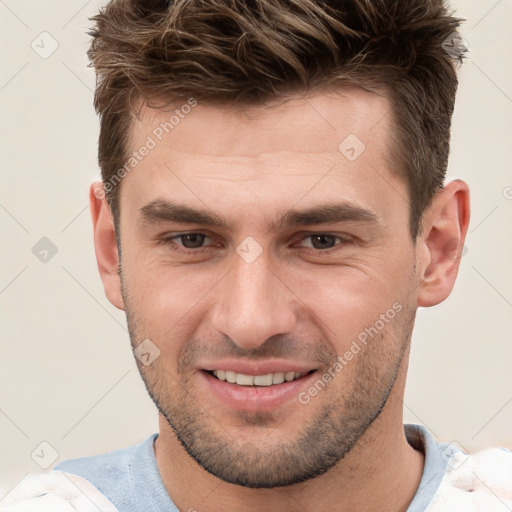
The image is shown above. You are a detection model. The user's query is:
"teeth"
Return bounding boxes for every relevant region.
[211,370,307,386]
[236,373,254,386]
[254,374,273,386]
[284,371,295,382]
[272,372,285,384]
[225,370,237,383]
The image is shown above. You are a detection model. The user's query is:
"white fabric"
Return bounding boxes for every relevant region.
[0,471,119,512]
[426,448,512,511]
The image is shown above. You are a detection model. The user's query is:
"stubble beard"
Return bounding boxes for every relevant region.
[124,298,415,489]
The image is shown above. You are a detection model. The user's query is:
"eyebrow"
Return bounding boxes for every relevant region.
[139,199,381,231]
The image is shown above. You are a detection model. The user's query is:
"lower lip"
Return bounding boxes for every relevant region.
[199,370,317,412]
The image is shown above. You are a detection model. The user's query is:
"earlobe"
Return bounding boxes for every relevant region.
[417,179,470,307]
[90,182,125,310]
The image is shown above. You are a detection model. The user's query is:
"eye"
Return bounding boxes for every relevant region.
[161,232,217,252]
[174,233,208,249]
[295,234,353,253]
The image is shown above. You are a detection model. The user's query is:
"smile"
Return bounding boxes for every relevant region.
[200,368,318,412]
[209,370,310,386]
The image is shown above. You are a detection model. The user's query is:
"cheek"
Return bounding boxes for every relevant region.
[285,263,408,342]
[122,256,219,346]
[124,244,209,304]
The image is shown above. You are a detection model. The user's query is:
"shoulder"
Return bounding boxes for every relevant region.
[426,447,512,511]
[55,441,137,478]
[54,434,158,511]
[0,471,119,511]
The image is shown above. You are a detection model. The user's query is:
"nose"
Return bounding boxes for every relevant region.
[210,250,298,350]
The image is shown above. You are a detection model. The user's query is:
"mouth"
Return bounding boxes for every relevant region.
[199,368,319,412]
[206,369,314,386]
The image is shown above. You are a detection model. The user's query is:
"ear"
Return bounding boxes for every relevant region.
[90,182,125,310]
[416,179,470,307]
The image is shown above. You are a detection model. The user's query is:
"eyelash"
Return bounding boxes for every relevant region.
[159,232,353,256]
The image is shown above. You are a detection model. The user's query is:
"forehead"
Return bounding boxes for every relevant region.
[131,86,391,160]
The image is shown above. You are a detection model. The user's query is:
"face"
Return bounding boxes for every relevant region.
[113,88,423,487]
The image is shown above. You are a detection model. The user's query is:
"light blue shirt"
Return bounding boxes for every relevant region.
[55,423,459,511]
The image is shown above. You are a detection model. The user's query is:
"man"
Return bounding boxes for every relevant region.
[2,0,511,511]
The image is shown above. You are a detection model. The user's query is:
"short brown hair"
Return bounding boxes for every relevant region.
[88,0,465,238]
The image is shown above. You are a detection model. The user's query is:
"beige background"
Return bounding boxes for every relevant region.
[1,0,511,495]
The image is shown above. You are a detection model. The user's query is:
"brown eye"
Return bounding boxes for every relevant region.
[309,234,338,250]
[298,234,347,251]
[177,233,207,248]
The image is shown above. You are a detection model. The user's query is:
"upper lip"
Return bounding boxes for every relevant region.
[200,360,317,376]
[201,359,316,376]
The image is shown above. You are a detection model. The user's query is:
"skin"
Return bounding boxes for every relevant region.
[91,86,470,511]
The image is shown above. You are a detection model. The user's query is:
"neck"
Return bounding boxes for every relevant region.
[154,368,424,512]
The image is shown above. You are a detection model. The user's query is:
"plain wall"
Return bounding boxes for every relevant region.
[1,0,511,494]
